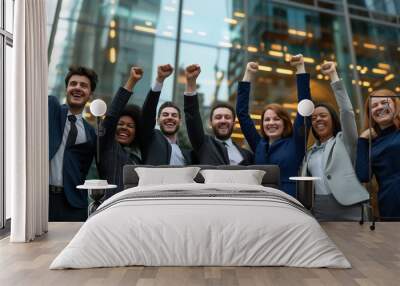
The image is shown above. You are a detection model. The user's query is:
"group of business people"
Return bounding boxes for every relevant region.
[48,54,400,223]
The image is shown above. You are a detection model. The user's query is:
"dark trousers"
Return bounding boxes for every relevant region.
[49,189,87,222]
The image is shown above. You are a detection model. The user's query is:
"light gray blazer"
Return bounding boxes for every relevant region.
[301,80,369,206]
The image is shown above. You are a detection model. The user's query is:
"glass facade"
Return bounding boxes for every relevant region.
[46,0,400,146]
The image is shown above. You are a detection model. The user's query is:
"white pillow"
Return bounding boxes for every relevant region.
[200,169,266,185]
[135,167,201,186]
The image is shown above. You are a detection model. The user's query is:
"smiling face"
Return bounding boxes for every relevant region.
[311,106,334,142]
[115,115,136,145]
[262,109,284,142]
[66,75,92,111]
[370,97,395,129]
[158,107,181,136]
[211,107,235,140]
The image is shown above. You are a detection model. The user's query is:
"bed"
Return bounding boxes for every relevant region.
[50,165,350,269]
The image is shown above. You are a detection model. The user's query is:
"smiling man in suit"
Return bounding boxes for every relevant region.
[184,64,253,165]
[48,66,97,222]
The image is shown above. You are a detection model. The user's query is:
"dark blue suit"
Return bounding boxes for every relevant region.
[48,96,96,210]
[236,74,311,196]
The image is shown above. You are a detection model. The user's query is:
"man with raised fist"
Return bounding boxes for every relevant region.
[141,64,193,165]
[184,64,253,165]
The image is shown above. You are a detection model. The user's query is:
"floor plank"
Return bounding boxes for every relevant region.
[0,222,399,286]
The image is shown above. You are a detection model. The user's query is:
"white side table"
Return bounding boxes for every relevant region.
[77,183,117,215]
[289,176,320,211]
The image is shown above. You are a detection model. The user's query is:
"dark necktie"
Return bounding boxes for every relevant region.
[66,115,77,148]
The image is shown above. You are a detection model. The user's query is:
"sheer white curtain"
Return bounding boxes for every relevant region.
[7,0,48,242]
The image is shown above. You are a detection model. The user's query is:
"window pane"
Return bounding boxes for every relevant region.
[47,0,178,113]
[5,43,13,219]
[351,19,400,96]
[5,0,14,33]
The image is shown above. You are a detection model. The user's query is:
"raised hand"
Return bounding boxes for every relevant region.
[185,64,201,93]
[124,66,143,91]
[321,61,339,83]
[156,64,174,83]
[290,54,305,74]
[242,62,258,82]
[130,66,144,82]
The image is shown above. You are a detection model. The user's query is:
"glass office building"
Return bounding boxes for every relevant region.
[46,0,400,146]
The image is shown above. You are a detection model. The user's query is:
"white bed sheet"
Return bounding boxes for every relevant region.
[50,183,351,269]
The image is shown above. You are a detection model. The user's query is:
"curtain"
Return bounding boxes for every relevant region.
[7,0,48,242]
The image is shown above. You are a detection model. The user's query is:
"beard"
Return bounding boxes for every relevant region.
[212,125,234,141]
[160,124,180,136]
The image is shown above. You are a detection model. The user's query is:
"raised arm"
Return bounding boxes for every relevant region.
[236,62,261,152]
[321,61,358,160]
[290,54,311,143]
[101,66,143,146]
[141,64,174,141]
[183,64,205,151]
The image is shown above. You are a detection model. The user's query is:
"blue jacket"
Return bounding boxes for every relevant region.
[48,96,96,208]
[236,73,311,196]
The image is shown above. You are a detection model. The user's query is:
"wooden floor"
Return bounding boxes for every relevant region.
[0,222,399,286]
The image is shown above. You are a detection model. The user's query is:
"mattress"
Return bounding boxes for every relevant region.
[50,183,351,269]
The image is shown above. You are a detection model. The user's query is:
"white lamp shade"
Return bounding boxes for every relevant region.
[297,99,315,116]
[90,99,107,117]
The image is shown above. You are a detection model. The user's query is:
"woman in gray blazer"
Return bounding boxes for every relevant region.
[301,61,369,221]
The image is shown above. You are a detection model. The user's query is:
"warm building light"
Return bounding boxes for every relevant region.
[384,74,394,81]
[234,11,246,18]
[224,18,238,25]
[316,65,321,71]
[219,42,232,48]
[259,65,272,72]
[288,28,309,37]
[356,65,362,71]
[109,29,116,38]
[395,87,400,93]
[284,53,291,62]
[268,50,283,57]
[324,75,330,80]
[372,68,388,75]
[282,103,298,109]
[378,63,390,70]
[360,67,368,74]
[231,133,245,139]
[353,41,358,46]
[379,46,385,51]
[109,47,117,63]
[297,30,306,37]
[134,25,156,34]
[317,74,323,80]
[247,46,258,53]
[368,88,373,92]
[362,81,370,87]
[303,57,315,63]
[363,43,377,49]
[110,20,116,28]
[349,64,354,69]
[182,9,194,15]
[164,6,175,12]
[162,31,173,37]
[234,44,242,49]
[307,32,313,38]
[250,114,261,120]
[276,68,293,75]
[271,44,282,51]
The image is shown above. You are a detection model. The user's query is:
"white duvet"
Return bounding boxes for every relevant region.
[50,183,351,269]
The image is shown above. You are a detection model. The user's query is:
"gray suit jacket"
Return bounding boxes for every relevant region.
[301,80,369,206]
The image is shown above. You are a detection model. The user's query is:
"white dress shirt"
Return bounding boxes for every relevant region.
[49,112,87,187]
[218,138,243,165]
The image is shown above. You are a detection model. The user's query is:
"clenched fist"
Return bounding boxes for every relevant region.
[185,64,201,81]
[246,62,259,73]
[129,66,144,82]
[290,54,305,74]
[321,61,339,83]
[157,64,174,83]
